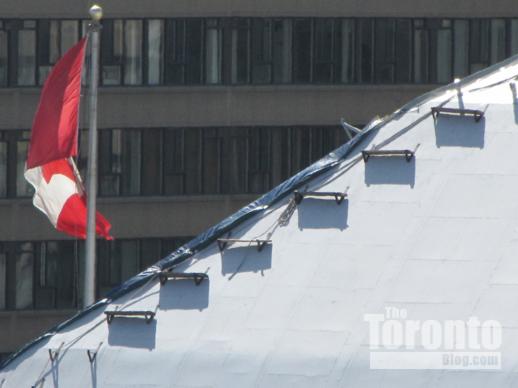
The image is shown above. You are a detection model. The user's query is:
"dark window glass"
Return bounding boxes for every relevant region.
[511,19,518,55]
[15,242,34,309]
[431,19,452,84]
[201,129,222,193]
[205,19,222,84]
[340,19,355,83]
[413,19,429,83]
[99,129,141,196]
[185,19,203,84]
[147,19,164,85]
[490,19,506,64]
[314,19,339,83]
[120,240,139,281]
[248,128,271,193]
[16,135,33,197]
[164,129,185,195]
[454,20,469,78]
[121,129,141,195]
[101,19,123,85]
[293,19,312,83]
[470,19,490,73]
[124,20,143,85]
[164,19,186,84]
[251,19,272,84]
[357,19,374,83]
[272,19,292,83]
[35,241,76,309]
[222,129,248,193]
[183,128,202,194]
[99,129,121,196]
[0,141,6,198]
[163,19,203,84]
[141,129,162,195]
[229,19,250,84]
[0,246,6,310]
[0,24,7,86]
[375,19,396,83]
[17,21,36,86]
[395,19,412,83]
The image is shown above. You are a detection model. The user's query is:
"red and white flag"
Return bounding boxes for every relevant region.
[24,37,112,240]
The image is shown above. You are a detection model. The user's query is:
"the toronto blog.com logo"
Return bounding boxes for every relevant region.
[364,307,502,370]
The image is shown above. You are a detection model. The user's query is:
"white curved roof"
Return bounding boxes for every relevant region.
[3,59,518,387]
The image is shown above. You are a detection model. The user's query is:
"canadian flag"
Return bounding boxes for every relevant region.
[25,159,112,239]
[25,37,112,240]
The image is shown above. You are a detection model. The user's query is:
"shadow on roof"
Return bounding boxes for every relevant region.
[434,115,485,148]
[364,157,416,187]
[297,197,349,230]
[159,279,209,311]
[221,244,272,277]
[107,318,157,350]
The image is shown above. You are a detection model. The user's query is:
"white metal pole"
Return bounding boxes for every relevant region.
[84,4,103,307]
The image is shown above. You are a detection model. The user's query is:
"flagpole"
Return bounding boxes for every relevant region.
[84,4,103,307]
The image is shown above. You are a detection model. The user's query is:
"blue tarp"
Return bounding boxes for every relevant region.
[3,53,518,370]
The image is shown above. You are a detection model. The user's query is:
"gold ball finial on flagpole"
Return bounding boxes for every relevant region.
[89,4,103,21]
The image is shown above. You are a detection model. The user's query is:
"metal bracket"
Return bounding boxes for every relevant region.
[87,342,103,364]
[340,118,362,140]
[105,310,155,324]
[159,271,208,286]
[431,106,484,122]
[48,342,64,362]
[362,149,414,163]
[294,190,348,205]
[217,238,272,252]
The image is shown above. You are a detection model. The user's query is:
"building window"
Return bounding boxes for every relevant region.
[1,126,346,198]
[490,19,506,64]
[99,129,142,196]
[164,19,203,85]
[340,19,355,83]
[470,19,490,73]
[1,17,518,87]
[313,19,341,83]
[511,19,518,55]
[17,21,37,86]
[357,19,374,83]
[272,19,292,84]
[0,247,6,310]
[229,19,251,84]
[205,19,223,84]
[147,19,164,85]
[38,20,80,85]
[101,19,145,86]
[250,19,271,84]
[101,19,123,85]
[0,140,6,198]
[293,19,312,83]
[0,238,189,310]
[15,242,34,309]
[0,22,7,86]
[454,20,469,78]
[35,241,76,309]
[124,20,143,85]
[163,128,186,195]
